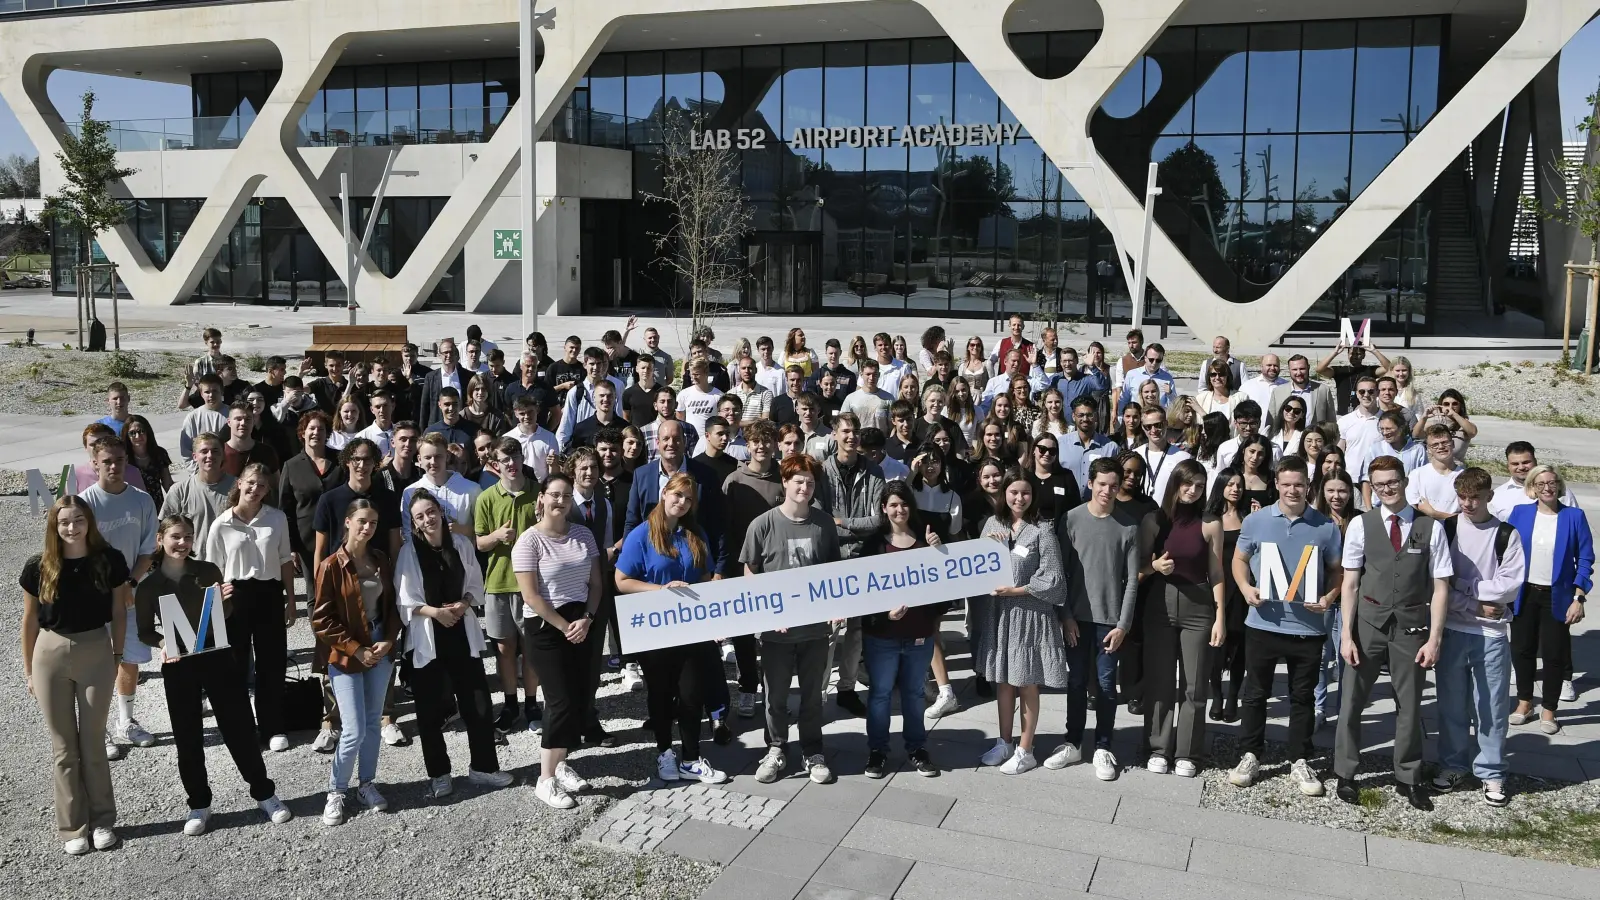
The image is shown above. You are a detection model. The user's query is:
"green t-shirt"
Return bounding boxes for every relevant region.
[474,481,541,594]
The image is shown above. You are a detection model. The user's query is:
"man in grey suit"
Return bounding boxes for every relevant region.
[1333,455,1452,811]
[1269,354,1338,427]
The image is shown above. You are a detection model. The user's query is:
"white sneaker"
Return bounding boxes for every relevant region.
[1146,756,1170,775]
[754,747,786,783]
[104,736,125,761]
[806,754,834,784]
[382,723,407,746]
[1561,680,1578,703]
[259,795,292,824]
[91,827,118,850]
[736,691,757,718]
[623,663,645,692]
[1043,743,1081,770]
[1174,759,1198,778]
[555,761,589,793]
[267,733,289,752]
[428,775,454,799]
[183,807,211,836]
[64,837,91,856]
[535,776,576,810]
[123,718,156,748]
[999,745,1038,775]
[925,690,960,719]
[657,748,682,781]
[1228,752,1260,788]
[980,739,1014,767]
[321,791,347,826]
[312,727,340,753]
[356,782,389,811]
[721,642,736,664]
[468,767,514,788]
[1092,749,1119,781]
[1290,759,1325,796]
[679,758,730,784]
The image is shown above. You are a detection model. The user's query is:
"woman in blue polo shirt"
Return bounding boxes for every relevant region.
[615,472,729,785]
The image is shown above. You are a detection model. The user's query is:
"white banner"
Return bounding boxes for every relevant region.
[616,538,1017,654]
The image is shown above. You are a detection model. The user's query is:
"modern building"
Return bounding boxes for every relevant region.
[0,0,1594,342]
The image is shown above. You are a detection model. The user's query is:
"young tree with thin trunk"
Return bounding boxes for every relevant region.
[43,91,137,269]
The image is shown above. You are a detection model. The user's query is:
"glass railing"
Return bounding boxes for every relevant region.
[67,115,249,152]
[296,107,510,147]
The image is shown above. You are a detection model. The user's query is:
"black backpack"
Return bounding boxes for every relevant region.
[1442,515,1516,564]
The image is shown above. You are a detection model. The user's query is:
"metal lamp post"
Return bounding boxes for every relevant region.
[521,3,557,340]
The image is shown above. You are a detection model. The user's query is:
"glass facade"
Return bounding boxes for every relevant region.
[566,17,1444,320]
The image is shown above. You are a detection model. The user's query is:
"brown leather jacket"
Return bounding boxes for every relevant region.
[312,546,400,673]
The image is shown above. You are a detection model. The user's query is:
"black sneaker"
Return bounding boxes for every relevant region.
[605,655,623,673]
[585,728,619,749]
[836,689,867,717]
[712,718,734,745]
[493,705,520,734]
[865,750,889,779]
[908,748,939,777]
[525,702,544,731]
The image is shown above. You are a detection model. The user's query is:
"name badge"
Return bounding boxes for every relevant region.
[914,637,926,646]
[1053,486,1066,495]
[1012,544,1031,559]
[1406,548,1422,555]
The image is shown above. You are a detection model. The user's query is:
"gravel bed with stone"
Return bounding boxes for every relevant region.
[1408,362,1596,430]
[0,497,719,899]
[1198,733,1600,867]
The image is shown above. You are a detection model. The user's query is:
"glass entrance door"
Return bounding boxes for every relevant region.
[745,233,819,314]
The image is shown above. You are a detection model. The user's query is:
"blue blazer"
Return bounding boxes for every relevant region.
[624,459,725,574]
[1508,504,1594,621]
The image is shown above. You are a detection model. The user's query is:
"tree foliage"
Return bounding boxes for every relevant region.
[41,91,136,264]
[0,154,40,198]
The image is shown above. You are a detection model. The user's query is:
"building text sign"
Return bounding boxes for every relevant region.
[692,123,1026,152]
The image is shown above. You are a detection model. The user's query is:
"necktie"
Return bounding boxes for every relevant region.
[1388,514,1402,553]
[582,501,593,524]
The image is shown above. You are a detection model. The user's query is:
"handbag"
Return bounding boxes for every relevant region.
[281,660,325,733]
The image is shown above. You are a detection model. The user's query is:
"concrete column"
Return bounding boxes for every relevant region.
[1530,55,1575,336]
[1486,89,1532,316]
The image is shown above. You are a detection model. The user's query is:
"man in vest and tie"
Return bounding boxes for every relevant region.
[568,447,620,746]
[1334,455,1453,810]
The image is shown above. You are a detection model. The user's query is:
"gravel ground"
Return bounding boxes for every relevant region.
[0,497,718,899]
[1415,361,1599,430]
[1198,734,1600,867]
[0,345,199,418]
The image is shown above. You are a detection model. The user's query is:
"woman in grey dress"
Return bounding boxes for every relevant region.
[972,467,1067,775]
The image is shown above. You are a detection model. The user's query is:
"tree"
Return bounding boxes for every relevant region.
[0,154,40,198]
[642,109,754,334]
[1158,141,1229,231]
[1523,85,1600,266]
[42,91,136,267]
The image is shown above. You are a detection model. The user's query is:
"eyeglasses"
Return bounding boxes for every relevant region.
[1370,479,1402,492]
[348,456,378,464]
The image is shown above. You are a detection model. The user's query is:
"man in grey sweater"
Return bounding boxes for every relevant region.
[815,413,886,716]
[1050,457,1140,781]
[159,433,237,565]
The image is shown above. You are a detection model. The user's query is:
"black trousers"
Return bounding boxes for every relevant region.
[733,635,760,693]
[641,643,707,760]
[1210,625,1247,703]
[229,579,287,742]
[1120,581,1153,703]
[1512,586,1572,710]
[1238,626,1323,761]
[584,592,616,737]
[524,610,594,751]
[410,629,499,778]
[163,650,275,810]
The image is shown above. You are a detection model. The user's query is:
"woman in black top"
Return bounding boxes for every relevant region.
[277,410,344,571]
[620,425,649,473]
[1025,433,1080,529]
[20,496,128,856]
[1236,434,1277,512]
[961,457,1008,699]
[1205,469,1248,722]
[122,414,173,512]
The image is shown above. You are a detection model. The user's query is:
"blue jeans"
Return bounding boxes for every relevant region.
[863,635,937,754]
[329,653,394,793]
[1314,608,1343,717]
[1436,628,1511,781]
[1066,622,1120,750]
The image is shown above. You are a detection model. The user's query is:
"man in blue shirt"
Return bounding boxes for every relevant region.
[1058,396,1115,499]
[97,381,133,436]
[1117,342,1176,416]
[1227,456,1344,798]
[1045,347,1108,415]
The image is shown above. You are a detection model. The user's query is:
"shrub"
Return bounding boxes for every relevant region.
[104,350,139,379]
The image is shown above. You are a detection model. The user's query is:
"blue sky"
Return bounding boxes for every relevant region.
[3,21,1600,162]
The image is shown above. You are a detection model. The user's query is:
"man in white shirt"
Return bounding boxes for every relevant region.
[730,355,774,424]
[677,359,724,439]
[840,359,894,433]
[643,326,673,387]
[557,347,626,451]
[1216,400,1280,471]
[1195,335,1248,393]
[1334,455,1452,810]
[1242,353,1288,425]
[871,332,908,399]
[402,432,482,542]
[1134,407,1192,503]
[1356,411,1427,506]
[1489,441,1580,520]
[1336,374,1382,468]
[357,391,396,457]
[506,395,558,481]
[1119,342,1176,415]
[1407,424,1465,520]
[752,336,788,396]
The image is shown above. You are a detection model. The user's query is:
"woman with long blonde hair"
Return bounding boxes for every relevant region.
[20,496,128,855]
[958,336,991,393]
[614,472,729,784]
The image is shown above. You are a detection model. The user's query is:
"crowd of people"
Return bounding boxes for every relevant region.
[17,316,1590,856]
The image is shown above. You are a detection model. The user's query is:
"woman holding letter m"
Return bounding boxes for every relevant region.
[615,472,730,785]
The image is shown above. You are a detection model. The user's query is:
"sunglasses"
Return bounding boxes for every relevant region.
[1036,446,1057,455]
[1142,422,1165,431]
[1356,389,1375,396]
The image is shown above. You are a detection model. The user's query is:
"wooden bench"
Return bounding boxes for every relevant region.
[305,324,410,369]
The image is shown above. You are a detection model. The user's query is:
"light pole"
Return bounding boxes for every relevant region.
[521,3,557,340]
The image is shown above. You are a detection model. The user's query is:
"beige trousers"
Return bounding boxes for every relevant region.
[33,628,117,840]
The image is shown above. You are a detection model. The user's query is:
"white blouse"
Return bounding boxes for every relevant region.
[1528,511,1559,587]
[206,506,295,582]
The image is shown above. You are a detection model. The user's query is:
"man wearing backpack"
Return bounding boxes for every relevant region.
[1431,468,1525,808]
